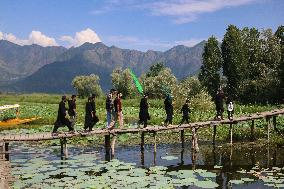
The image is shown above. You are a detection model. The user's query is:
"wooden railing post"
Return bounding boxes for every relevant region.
[180,130,185,148]
[250,120,255,141]
[60,138,68,157]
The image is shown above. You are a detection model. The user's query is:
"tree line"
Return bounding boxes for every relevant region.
[199,25,284,104]
[71,25,284,105]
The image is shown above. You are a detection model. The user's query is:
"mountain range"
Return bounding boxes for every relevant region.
[0,40,205,93]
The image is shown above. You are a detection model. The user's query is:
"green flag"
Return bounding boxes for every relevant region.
[130,69,144,95]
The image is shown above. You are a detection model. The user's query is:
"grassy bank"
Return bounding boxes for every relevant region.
[0,94,284,145]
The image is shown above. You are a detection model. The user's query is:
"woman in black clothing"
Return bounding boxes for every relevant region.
[179,99,191,125]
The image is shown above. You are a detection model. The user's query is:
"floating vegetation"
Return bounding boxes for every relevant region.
[11,153,222,189]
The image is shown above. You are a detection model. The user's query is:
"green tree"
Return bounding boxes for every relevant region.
[111,68,137,98]
[275,25,284,101]
[146,62,165,77]
[72,74,103,98]
[198,36,222,97]
[239,27,263,103]
[221,25,248,99]
[258,29,281,103]
[142,68,177,98]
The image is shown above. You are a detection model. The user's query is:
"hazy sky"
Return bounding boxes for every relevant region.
[0,0,283,51]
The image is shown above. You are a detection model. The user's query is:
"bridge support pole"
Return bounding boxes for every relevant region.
[0,141,4,160]
[105,135,111,149]
[60,138,67,157]
[250,120,255,141]
[266,117,271,144]
[212,125,217,145]
[273,116,277,131]
[229,124,233,145]
[153,132,157,153]
[141,132,145,151]
[4,142,9,161]
[60,138,68,157]
[181,130,185,148]
[191,128,199,152]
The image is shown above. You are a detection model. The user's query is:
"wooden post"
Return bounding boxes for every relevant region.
[0,141,4,160]
[141,132,145,151]
[266,117,271,143]
[250,120,255,141]
[4,142,9,161]
[273,116,277,131]
[60,138,68,157]
[153,132,157,153]
[111,135,117,158]
[181,130,185,148]
[191,128,199,152]
[229,123,233,145]
[212,125,217,145]
[105,135,111,149]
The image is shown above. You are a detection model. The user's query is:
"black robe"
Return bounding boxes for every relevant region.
[84,101,95,129]
[54,101,70,127]
[139,98,150,121]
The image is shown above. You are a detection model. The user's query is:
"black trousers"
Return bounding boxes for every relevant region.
[165,113,173,124]
[52,119,73,133]
[180,116,189,124]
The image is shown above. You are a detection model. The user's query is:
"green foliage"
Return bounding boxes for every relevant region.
[142,68,177,98]
[222,25,248,99]
[111,68,139,98]
[198,36,222,97]
[146,62,165,77]
[275,25,284,100]
[72,74,103,98]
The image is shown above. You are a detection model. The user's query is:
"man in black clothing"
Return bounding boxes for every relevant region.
[138,93,150,128]
[68,94,77,130]
[52,96,74,134]
[179,99,191,125]
[164,94,173,126]
[215,90,225,120]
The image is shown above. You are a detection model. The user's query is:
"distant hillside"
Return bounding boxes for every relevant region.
[0,40,67,82]
[1,41,205,93]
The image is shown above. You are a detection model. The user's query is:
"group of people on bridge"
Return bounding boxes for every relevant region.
[51,89,233,134]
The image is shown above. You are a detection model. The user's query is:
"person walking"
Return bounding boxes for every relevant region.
[138,93,150,128]
[226,96,234,120]
[215,89,225,120]
[52,96,74,134]
[179,99,191,125]
[84,95,99,131]
[106,89,117,129]
[68,94,77,131]
[114,92,123,128]
[164,94,173,126]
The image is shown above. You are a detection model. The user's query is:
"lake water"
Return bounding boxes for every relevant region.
[4,140,284,189]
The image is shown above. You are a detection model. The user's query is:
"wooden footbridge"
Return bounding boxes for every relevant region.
[1,108,284,160]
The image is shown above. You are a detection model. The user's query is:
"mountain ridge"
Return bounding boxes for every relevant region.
[0,40,206,93]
